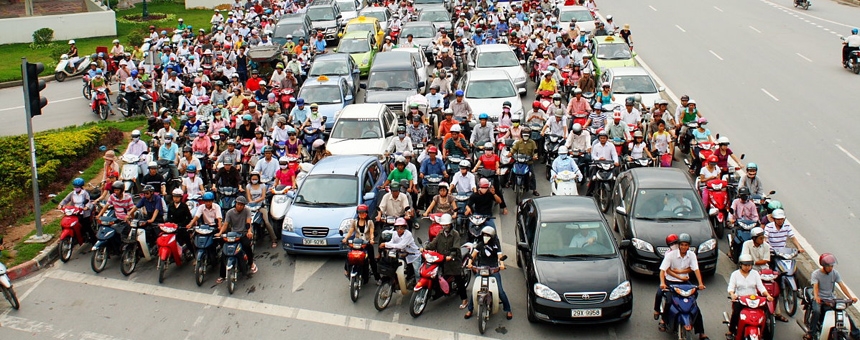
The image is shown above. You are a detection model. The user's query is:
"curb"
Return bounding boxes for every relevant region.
[6,239,60,281]
[0,74,61,90]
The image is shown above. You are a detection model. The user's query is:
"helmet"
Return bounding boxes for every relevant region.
[131,130,141,138]
[187,111,196,118]
[558,145,568,155]
[554,109,564,117]
[455,90,464,97]
[571,123,582,133]
[72,178,85,187]
[203,191,216,201]
[111,181,124,191]
[606,14,613,20]
[853,28,859,35]
[148,161,158,169]
[235,196,248,205]
[182,146,193,153]
[633,131,644,138]
[479,113,489,120]
[819,253,838,266]
[427,146,438,153]
[439,213,453,225]
[310,103,319,109]
[522,127,532,134]
[480,226,495,237]
[532,101,541,109]
[665,233,679,246]
[502,101,512,108]
[249,171,261,181]
[597,130,608,137]
[552,93,562,100]
[697,117,708,125]
[483,142,494,150]
[172,188,184,196]
[458,160,471,168]
[242,114,252,121]
[678,233,692,244]
[403,151,413,158]
[131,70,139,77]
[751,227,764,238]
[312,139,325,150]
[396,126,406,133]
[478,178,491,188]
[68,40,75,44]
[767,201,783,211]
[186,165,197,173]
[357,204,369,213]
[437,182,449,190]
[450,124,462,132]
[395,156,407,165]
[624,97,635,105]
[738,254,754,266]
[142,185,155,192]
[738,187,751,199]
[390,182,401,191]
[574,88,583,95]
[394,218,408,227]
[771,209,786,219]
[706,155,718,164]
[747,163,758,171]
[717,136,730,145]
[297,98,305,106]
[183,87,192,93]
[278,156,289,164]
[612,111,622,120]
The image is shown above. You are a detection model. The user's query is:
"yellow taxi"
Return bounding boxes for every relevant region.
[338,16,384,49]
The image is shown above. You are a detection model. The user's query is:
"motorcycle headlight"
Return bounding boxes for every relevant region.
[631,238,654,253]
[282,217,294,233]
[836,302,848,310]
[674,286,697,297]
[760,273,777,281]
[609,281,631,300]
[339,218,353,235]
[274,195,288,204]
[533,283,562,302]
[698,238,717,253]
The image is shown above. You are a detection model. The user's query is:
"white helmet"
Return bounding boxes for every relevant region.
[68,40,75,44]
[558,145,568,155]
[717,136,730,145]
[772,209,786,219]
[450,124,462,132]
[483,142,493,149]
[112,39,120,44]
[458,160,471,168]
[571,123,583,133]
[606,15,613,20]
[439,213,453,225]
[172,188,184,196]
[131,129,141,137]
[751,227,764,238]
[441,47,450,53]
[480,226,495,237]
[738,254,754,265]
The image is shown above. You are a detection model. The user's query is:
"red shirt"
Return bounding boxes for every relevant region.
[479,153,499,170]
[275,168,295,187]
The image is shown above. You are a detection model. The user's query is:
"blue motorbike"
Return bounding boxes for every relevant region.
[193,224,219,286]
[728,219,759,264]
[222,231,249,295]
[660,283,702,340]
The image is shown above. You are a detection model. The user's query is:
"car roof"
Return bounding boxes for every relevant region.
[337,103,387,118]
[475,44,514,53]
[360,6,388,12]
[309,0,336,7]
[594,35,626,45]
[465,69,513,81]
[311,155,377,175]
[302,75,344,86]
[419,5,449,13]
[532,196,604,222]
[278,13,308,23]
[313,53,351,63]
[606,67,650,77]
[342,31,372,39]
[559,5,589,11]
[628,168,694,189]
[348,16,379,24]
[370,51,414,69]
[402,21,436,28]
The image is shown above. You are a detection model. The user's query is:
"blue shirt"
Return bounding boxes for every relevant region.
[291,106,310,124]
[420,158,446,178]
[135,194,164,220]
[314,40,326,53]
[472,33,484,45]
[552,156,579,174]
[159,142,179,162]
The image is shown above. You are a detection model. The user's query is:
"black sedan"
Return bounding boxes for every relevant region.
[516,196,633,324]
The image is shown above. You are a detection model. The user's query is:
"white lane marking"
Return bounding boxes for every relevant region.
[713,6,723,12]
[749,26,762,33]
[709,50,724,61]
[761,0,855,28]
[808,121,817,129]
[291,256,328,292]
[796,53,813,62]
[761,88,779,101]
[675,25,686,32]
[0,315,131,340]
[44,269,495,340]
[0,97,80,112]
[649,5,657,11]
[835,144,860,166]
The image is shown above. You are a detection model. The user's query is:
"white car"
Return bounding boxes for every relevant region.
[556,6,597,34]
[336,0,362,21]
[466,44,528,93]
[599,67,665,109]
[457,69,525,124]
[326,104,400,157]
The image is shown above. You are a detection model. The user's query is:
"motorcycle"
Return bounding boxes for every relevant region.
[497,139,514,188]
[345,238,369,303]
[706,178,729,239]
[410,247,470,318]
[773,247,800,317]
[472,255,508,334]
[193,224,219,286]
[842,37,860,74]
[222,231,250,295]
[0,236,20,310]
[454,192,471,235]
[800,288,855,340]
[760,268,781,340]
[446,155,465,175]
[722,295,769,340]
[82,75,92,100]
[572,110,589,128]
[512,153,532,205]
[678,121,699,155]
[795,0,811,10]
[120,154,142,194]
[58,205,87,263]
[425,212,445,242]
[156,159,181,194]
[269,185,294,237]
[218,186,239,217]
[249,204,269,243]
[54,53,91,82]
[156,222,185,283]
[91,213,126,273]
[374,248,414,311]
[119,212,156,276]
[624,156,653,171]
[728,219,760,263]
[543,134,563,180]
[589,160,616,213]
[420,173,443,210]
[659,283,702,340]
[551,170,581,196]
[117,90,154,118]
[301,117,327,150]
[91,87,111,121]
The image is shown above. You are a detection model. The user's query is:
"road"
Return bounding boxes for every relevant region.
[597,0,860,286]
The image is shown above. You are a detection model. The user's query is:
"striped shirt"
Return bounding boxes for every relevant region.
[764,222,795,248]
[588,111,607,129]
[107,193,134,219]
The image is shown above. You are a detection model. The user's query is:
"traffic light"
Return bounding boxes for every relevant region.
[23,62,47,117]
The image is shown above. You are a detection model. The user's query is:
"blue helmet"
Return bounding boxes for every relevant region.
[455,90,464,97]
[202,192,215,201]
[479,113,489,120]
[853,28,859,35]
[72,177,85,188]
[242,114,253,121]
[297,98,305,106]
[186,165,197,173]
[96,68,103,74]
[130,70,139,77]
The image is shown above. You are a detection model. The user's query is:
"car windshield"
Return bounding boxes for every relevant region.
[419,10,450,22]
[274,23,307,38]
[307,7,335,21]
[309,60,350,76]
[338,38,371,53]
[612,75,658,94]
[466,79,516,99]
[299,85,342,104]
[401,26,435,38]
[559,10,593,22]
[535,221,617,257]
[415,0,444,3]
[338,0,357,11]
[360,11,387,22]
[596,43,632,60]
[331,118,383,139]
[476,51,519,68]
[367,70,417,90]
[633,189,706,220]
[348,23,375,33]
[294,176,357,206]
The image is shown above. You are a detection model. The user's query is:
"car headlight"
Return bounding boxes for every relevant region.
[326,27,336,33]
[339,218,354,234]
[533,283,561,302]
[631,238,654,253]
[361,58,369,65]
[282,217,294,233]
[609,281,631,300]
[698,239,717,253]
[514,109,524,117]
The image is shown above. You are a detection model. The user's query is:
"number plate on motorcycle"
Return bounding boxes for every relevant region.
[302,238,327,246]
[571,308,601,318]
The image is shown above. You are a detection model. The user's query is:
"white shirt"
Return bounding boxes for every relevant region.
[846,34,860,47]
[727,270,767,297]
[386,137,413,154]
[450,171,476,194]
[741,240,771,272]
[659,249,699,282]
[622,108,641,125]
[591,141,618,163]
[386,229,420,264]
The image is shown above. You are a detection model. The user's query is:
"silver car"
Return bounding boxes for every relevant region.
[337,0,362,21]
[556,6,597,34]
[466,44,528,94]
[458,69,525,124]
[599,67,666,109]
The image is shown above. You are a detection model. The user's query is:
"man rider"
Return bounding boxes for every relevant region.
[511,127,540,196]
[806,253,860,339]
[126,185,165,243]
[379,218,421,277]
[444,124,470,159]
[253,146,278,186]
[124,70,143,114]
[738,163,763,196]
[587,130,619,195]
[98,181,134,221]
[470,113,496,147]
[158,133,181,179]
[842,28,860,67]
[386,126,413,156]
[217,196,258,277]
[729,187,759,226]
[464,226,512,320]
[657,233,709,339]
[465,178,502,229]
[551,145,583,182]
[377,182,413,225]
[423,213,468,308]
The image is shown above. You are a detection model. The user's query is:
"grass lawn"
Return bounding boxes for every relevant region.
[0,2,213,82]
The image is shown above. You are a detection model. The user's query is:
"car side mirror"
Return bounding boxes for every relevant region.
[517,242,530,252]
[615,206,627,215]
[385,131,394,137]
[360,83,367,89]
[518,88,526,95]
[424,61,430,66]
[362,192,376,201]
[353,69,360,74]
[417,81,425,88]
[519,59,526,65]
[344,94,353,101]
[658,86,665,92]
[292,193,301,200]
[620,239,631,248]
[467,61,475,67]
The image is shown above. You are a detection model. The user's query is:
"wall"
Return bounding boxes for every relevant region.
[0,0,117,45]
[185,0,231,9]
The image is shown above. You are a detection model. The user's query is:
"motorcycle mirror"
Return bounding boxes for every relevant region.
[615,206,627,215]
[517,242,529,252]
[499,255,508,261]
[416,237,423,244]
[339,230,344,236]
[769,190,776,195]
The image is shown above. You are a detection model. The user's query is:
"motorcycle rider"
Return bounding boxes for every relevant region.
[738,163,763,196]
[382,156,415,193]
[763,209,806,253]
[444,124,470,159]
[653,234,680,319]
[166,188,192,250]
[627,131,653,162]
[341,204,380,283]
[141,161,166,196]
[123,70,143,114]
[465,178,502,229]
[551,145,583,181]
[714,137,742,176]
[541,109,568,140]
[464,226,512,320]
[511,126,540,196]
[178,146,202,175]
[310,139,331,164]
[566,88,592,115]
[98,181,134,221]
[741,227,772,273]
[699,155,721,206]
[59,178,96,244]
[805,253,860,340]
[182,165,205,199]
[124,130,149,175]
[423,213,468,308]
[842,28,860,68]
[729,187,759,226]
[380,218,421,278]
[154,117,179,146]
[451,90,473,138]
[217,196,258,280]
[727,254,774,338]
[565,123,592,170]
[187,191,222,229]
[245,171,276,248]
[586,130,619,195]
[424,182,458,219]
[158,133,181,180]
[657,233,709,339]
[377,182,413,225]
[253,146,278,186]
[386,126,414,156]
[127,185,165,244]
[472,142,507,215]
[470,113,496,147]
[89,69,113,114]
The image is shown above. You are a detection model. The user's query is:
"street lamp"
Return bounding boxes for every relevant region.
[142,0,149,20]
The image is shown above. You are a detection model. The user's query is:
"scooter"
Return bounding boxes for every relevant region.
[249,204,269,243]
[58,205,87,263]
[728,219,760,263]
[192,224,218,286]
[157,159,181,194]
[446,155,465,175]
[345,238,369,303]
[706,178,729,239]
[454,192,471,235]
[420,174,443,210]
[799,288,855,340]
[270,185,294,237]
[760,269,781,340]
[722,295,769,340]
[678,121,698,155]
[222,232,250,295]
[467,214,493,243]
[54,54,91,82]
[374,248,414,311]
[773,247,800,317]
[544,134,563,180]
[795,0,811,10]
[156,222,185,283]
[472,255,508,334]
[589,160,616,213]
[624,156,653,170]
[120,154,141,194]
[82,75,92,100]
[512,153,532,205]
[842,37,860,74]
[551,170,581,196]
[425,213,445,242]
[92,87,111,121]
[91,213,126,273]
[497,139,514,188]
[119,212,156,276]
[218,186,239,217]
[410,248,468,318]
[301,117,327,150]
[0,236,20,309]
[659,283,702,340]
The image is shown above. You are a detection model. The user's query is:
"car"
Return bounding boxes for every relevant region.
[590,35,636,78]
[361,51,426,114]
[281,155,387,254]
[516,196,633,324]
[398,21,437,60]
[599,67,665,108]
[457,69,525,123]
[390,47,430,91]
[306,54,360,96]
[555,6,597,34]
[417,6,452,35]
[327,104,399,157]
[297,75,355,130]
[359,6,392,31]
[611,168,719,276]
[335,31,378,76]
[307,0,344,41]
[336,0,362,21]
[413,0,451,11]
[339,16,385,49]
[466,44,528,93]
[272,13,314,46]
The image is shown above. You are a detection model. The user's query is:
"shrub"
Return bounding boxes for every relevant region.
[32,28,54,47]
[49,45,67,61]
[127,28,146,48]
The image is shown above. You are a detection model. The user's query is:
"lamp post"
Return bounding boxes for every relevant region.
[142,0,149,20]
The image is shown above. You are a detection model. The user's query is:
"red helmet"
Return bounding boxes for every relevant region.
[666,234,679,246]
[819,253,838,266]
[532,101,541,109]
[613,111,622,120]
[108,171,119,178]
[356,204,368,213]
[187,111,197,118]
[183,87,192,93]
[427,146,438,153]
[707,155,718,163]
[478,178,491,188]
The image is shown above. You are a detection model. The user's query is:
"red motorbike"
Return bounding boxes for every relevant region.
[724,295,770,340]
[689,140,715,174]
[706,178,729,239]
[156,222,185,284]
[59,206,86,263]
[426,213,445,242]
[409,249,465,318]
[572,110,589,127]
[389,28,401,41]
[276,87,295,112]
[536,90,555,112]
[91,87,111,121]
[760,269,781,339]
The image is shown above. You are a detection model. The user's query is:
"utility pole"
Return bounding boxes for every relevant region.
[21,58,51,244]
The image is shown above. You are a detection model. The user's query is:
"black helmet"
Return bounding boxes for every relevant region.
[738,187,750,199]
[142,185,155,192]
[183,146,193,153]
[111,181,124,191]
[502,101,512,108]
[678,233,692,245]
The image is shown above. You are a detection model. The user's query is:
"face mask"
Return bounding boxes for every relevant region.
[74,188,82,193]
[188,173,195,178]
[482,235,491,244]
[554,100,561,105]
[513,123,519,127]
[132,137,140,142]
[523,135,530,140]
[560,154,568,160]
[251,179,259,184]
[503,108,510,113]
[280,164,288,169]
[398,133,406,139]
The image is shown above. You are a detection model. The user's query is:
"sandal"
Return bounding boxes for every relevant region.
[506,312,513,320]
[250,264,258,274]
[216,277,225,284]
[775,314,789,322]
[657,322,667,332]
[459,301,468,309]
[653,311,660,320]
[271,242,278,248]
[464,311,473,319]
[802,334,814,340]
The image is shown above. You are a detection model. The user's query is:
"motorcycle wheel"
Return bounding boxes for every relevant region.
[55,72,66,82]
[679,324,695,340]
[765,312,775,340]
[141,103,153,118]
[117,100,131,117]
[158,258,167,284]
[227,266,237,295]
[195,255,207,287]
[478,302,489,335]
[349,273,361,303]
[83,85,92,100]
[99,104,109,121]
[597,182,611,213]
[853,62,860,75]
[1,286,20,310]
[409,288,429,318]
[545,165,551,180]
[782,280,798,316]
[91,247,108,273]
[60,237,74,263]
[374,279,393,311]
[715,219,725,239]
[120,244,138,276]
[802,2,809,9]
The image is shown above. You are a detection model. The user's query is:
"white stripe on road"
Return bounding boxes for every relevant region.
[708,50,724,61]
[760,0,855,28]
[0,315,131,340]
[649,5,657,11]
[796,53,813,62]
[43,269,495,340]
[835,144,860,166]
[713,6,723,12]
[749,26,762,33]
[0,97,80,112]
[760,88,779,101]
[675,25,686,32]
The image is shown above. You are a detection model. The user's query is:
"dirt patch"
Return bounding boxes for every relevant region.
[120,13,168,22]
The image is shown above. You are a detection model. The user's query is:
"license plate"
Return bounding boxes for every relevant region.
[302,238,327,246]
[571,308,602,318]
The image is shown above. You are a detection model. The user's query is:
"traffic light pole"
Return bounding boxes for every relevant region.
[22,57,51,244]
